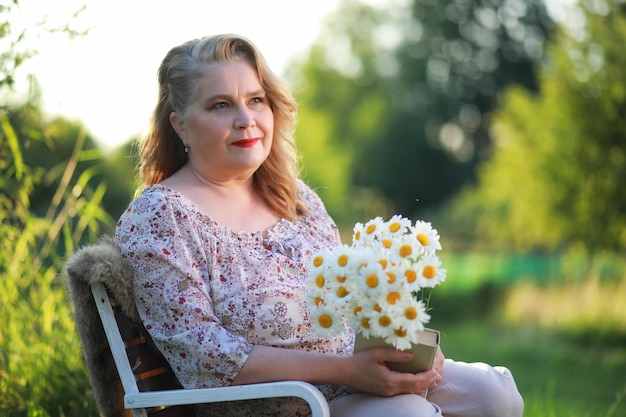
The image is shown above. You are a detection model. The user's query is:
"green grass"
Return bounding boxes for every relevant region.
[430,297,626,417]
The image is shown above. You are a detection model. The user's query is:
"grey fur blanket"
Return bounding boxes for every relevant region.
[65,236,138,417]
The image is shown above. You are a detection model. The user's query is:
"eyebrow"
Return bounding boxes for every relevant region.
[203,88,267,104]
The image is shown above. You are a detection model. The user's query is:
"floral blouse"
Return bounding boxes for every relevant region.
[115,180,353,416]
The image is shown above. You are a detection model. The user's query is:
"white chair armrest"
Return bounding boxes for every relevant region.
[124,380,330,417]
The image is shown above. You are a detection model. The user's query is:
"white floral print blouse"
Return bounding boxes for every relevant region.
[115,180,353,416]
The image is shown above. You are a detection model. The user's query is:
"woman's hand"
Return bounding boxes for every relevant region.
[341,347,442,397]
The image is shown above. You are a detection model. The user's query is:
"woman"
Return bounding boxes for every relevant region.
[115,34,523,417]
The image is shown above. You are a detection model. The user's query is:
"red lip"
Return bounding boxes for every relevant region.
[232,138,260,148]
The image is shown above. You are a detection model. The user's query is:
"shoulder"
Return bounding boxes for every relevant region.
[295,179,342,244]
[120,185,187,221]
[116,185,195,238]
[115,185,212,258]
[296,179,337,225]
[296,179,326,212]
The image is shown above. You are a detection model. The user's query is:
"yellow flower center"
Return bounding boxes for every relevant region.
[394,327,407,337]
[386,271,396,284]
[386,292,401,305]
[382,238,392,248]
[404,306,418,320]
[379,315,392,327]
[314,297,325,306]
[315,275,325,288]
[338,254,349,267]
[374,304,382,313]
[405,270,417,283]
[366,224,377,234]
[366,274,379,288]
[361,317,371,329]
[353,306,363,315]
[389,222,401,233]
[378,259,388,269]
[423,265,436,279]
[399,244,412,258]
[313,256,324,267]
[318,314,333,329]
[417,233,429,246]
[354,230,361,241]
[336,275,347,283]
[336,286,349,298]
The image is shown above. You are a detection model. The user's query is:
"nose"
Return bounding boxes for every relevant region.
[235,106,255,129]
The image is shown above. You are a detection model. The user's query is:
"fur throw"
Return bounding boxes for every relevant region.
[65,236,138,417]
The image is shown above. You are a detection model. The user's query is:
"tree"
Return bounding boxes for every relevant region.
[291,0,554,221]
[454,0,626,251]
[361,0,554,214]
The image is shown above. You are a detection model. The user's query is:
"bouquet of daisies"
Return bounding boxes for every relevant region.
[306,215,446,350]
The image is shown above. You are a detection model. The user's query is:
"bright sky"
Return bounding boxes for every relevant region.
[12,0,574,152]
[14,0,340,150]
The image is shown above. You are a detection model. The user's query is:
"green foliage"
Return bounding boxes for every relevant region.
[0,1,87,96]
[294,43,393,223]
[0,1,33,91]
[453,0,626,251]
[362,0,554,214]
[2,106,134,220]
[290,0,553,219]
[1,111,110,416]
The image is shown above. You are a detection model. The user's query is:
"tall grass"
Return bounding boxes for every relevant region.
[504,279,626,340]
[0,112,114,417]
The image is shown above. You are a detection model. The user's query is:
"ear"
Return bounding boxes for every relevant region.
[170,112,188,144]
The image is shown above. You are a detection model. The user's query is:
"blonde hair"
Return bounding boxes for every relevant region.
[139,34,306,220]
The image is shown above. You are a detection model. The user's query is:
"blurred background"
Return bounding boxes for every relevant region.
[1,0,624,416]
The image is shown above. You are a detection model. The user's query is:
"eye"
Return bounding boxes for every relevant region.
[250,96,266,105]
[211,101,228,110]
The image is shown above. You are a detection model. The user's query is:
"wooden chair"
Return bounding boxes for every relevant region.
[66,236,330,417]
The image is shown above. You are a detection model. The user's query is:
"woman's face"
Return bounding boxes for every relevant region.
[171,60,274,182]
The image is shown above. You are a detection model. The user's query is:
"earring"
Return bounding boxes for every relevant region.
[184,143,189,153]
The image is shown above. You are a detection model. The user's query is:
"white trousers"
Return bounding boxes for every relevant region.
[329,360,524,417]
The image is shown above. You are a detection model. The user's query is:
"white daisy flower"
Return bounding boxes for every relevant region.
[307,266,329,292]
[395,258,421,292]
[352,222,366,246]
[369,308,396,340]
[388,234,421,264]
[355,315,375,339]
[305,286,327,308]
[384,215,412,238]
[382,262,406,287]
[397,297,430,333]
[368,247,393,273]
[347,299,376,339]
[411,220,442,254]
[416,255,447,288]
[309,249,331,275]
[375,280,411,314]
[361,216,385,244]
[324,280,351,307]
[355,261,387,298]
[385,325,419,351]
[329,244,359,277]
[309,303,345,338]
